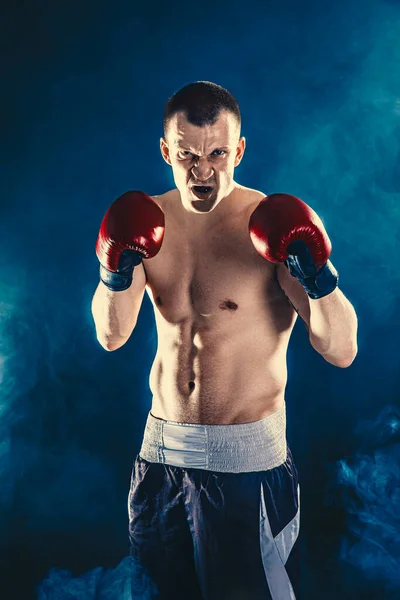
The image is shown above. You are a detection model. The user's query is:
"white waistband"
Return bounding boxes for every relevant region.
[139,403,287,473]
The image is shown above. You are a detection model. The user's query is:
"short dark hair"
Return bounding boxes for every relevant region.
[163,81,241,136]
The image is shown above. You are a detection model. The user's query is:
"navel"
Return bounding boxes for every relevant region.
[219,299,238,311]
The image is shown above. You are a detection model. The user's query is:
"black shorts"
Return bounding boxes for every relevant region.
[128,448,300,600]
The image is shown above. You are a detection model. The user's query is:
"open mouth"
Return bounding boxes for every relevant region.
[192,185,213,199]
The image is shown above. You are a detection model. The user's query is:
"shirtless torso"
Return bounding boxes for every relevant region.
[139,184,298,425]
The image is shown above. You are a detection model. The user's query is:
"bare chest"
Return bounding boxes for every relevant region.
[143,212,280,326]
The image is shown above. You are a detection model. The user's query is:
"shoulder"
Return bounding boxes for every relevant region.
[235,184,267,200]
[150,188,178,210]
[234,184,268,220]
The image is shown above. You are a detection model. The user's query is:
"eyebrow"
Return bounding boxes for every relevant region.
[174,143,230,152]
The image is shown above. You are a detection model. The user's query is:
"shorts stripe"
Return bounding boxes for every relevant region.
[259,483,299,599]
[274,484,300,565]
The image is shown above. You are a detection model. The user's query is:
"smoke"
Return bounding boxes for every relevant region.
[269,1,400,317]
[328,405,400,592]
[38,557,132,600]
[0,264,42,527]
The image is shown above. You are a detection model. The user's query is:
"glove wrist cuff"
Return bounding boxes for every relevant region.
[302,260,339,300]
[99,264,133,292]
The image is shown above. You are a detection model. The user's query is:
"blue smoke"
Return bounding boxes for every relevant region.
[38,558,131,599]
[328,405,400,593]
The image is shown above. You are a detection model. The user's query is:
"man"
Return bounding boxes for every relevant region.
[91,81,358,600]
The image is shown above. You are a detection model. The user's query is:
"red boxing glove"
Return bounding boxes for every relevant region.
[96,191,165,291]
[249,193,331,265]
[249,193,338,299]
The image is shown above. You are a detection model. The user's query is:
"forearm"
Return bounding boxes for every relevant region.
[308,287,358,367]
[91,265,146,350]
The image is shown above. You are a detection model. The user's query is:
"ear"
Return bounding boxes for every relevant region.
[160,137,172,166]
[234,136,246,167]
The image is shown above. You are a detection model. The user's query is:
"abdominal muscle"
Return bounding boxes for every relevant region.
[144,185,297,425]
[148,312,292,425]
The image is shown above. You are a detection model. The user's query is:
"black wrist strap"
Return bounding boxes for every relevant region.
[99,265,133,292]
[299,260,339,300]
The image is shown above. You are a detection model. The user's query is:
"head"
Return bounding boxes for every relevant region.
[160,81,246,213]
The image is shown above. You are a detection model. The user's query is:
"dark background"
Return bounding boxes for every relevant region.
[1,0,400,598]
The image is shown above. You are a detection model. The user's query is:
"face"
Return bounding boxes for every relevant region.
[160,110,246,213]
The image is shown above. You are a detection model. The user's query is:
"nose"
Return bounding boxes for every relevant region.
[191,156,214,182]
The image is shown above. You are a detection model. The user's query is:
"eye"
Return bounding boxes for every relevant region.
[179,150,194,158]
[211,149,226,156]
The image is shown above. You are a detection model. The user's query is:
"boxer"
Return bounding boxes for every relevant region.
[92,81,358,600]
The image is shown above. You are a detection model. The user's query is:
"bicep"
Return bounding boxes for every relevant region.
[275,263,311,331]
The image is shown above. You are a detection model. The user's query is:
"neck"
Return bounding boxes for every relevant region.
[180,182,240,218]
